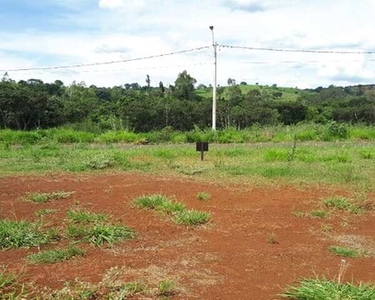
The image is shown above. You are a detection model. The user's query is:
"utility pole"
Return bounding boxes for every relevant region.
[209,26,218,131]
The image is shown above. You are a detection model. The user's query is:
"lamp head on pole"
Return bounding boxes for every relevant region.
[209,25,214,31]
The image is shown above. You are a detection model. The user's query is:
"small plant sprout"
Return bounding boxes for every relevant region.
[196,192,211,201]
[158,280,176,297]
[267,231,279,244]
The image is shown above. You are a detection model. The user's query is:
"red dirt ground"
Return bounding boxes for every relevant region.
[1,173,375,299]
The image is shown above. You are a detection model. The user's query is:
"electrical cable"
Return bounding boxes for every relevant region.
[0,46,210,72]
[220,44,375,55]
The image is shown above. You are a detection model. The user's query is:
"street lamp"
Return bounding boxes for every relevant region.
[209,25,218,131]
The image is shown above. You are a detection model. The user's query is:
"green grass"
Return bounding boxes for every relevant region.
[196,192,211,201]
[67,209,108,223]
[3,124,375,146]
[323,197,366,214]
[281,278,375,299]
[108,281,147,299]
[329,246,364,258]
[310,210,328,219]
[133,194,186,213]
[158,280,176,297]
[67,224,135,246]
[173,209,211,226]
[0,219,57,249]
[0,271,28,299]
[24,191,74,203]
[133,194,210,226]
[4,137,375,190]
[35,209,58,217]
[27,247,85,264]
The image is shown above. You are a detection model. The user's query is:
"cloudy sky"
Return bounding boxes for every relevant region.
[2,0,375,88]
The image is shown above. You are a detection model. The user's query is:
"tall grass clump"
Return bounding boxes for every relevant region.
[0,219,57,249]
[133,194,210,226]
[67,224,134,246]
[281,278,375,299]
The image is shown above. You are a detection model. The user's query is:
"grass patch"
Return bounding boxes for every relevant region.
[173,209,211,226]
[133,194,185,213]
[310,210,328,219]
[323,196,366,214]
[133,194,210,226]
[67,209,109,223]
[281,278,375,299]
[27,247,85,264]
[108,281,147,299]
[0,219,57,249]
[158,279,176,297]
[0,271,28,299]
[292,210,309,218]
[196,192,211,201]
[35,208,58,217]
[25,191,74,203]
[329,245,364,258]
[67,224,134,246]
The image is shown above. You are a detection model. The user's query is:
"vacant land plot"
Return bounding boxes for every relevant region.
[1,142,375,299]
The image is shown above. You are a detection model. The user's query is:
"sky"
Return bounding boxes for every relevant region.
[1,0,375,88]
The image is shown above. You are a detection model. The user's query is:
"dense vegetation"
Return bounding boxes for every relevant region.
[2,71,375,132]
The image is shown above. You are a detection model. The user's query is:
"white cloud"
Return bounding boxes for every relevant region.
[98,0,145,10]
[3,0,375,88]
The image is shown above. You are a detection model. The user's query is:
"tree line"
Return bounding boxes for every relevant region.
[1,71,375,132]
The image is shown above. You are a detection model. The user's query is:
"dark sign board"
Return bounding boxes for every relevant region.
[196,142,209,152]
[196,142,209,161]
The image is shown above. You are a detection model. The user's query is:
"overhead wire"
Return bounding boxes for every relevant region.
[0,46,211,73]
[220,44,375,55]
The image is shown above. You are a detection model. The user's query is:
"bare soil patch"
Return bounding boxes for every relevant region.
[1,173,374,299]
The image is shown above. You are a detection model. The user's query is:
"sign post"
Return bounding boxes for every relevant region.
[196,142,209,161]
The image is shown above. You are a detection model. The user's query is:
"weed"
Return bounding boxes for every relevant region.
[310,210,328,219]
[25,191,74,203]
[35,209,58,217]
[0,219,57,249]
[196,192,211,201]
[0,271,28,299]
[133,194,185,214]
[323,196,365,214]
[158,280,176,297]
[134,194,210,226]
[67,224,134,246]
[108,281,147,298]
[329,246,364,258]
[281,278,375,299]
[321,224,334,233]
[173,209,211,226]
[323,196,352,210]
[27,247,85,264]
[67,209,108,223]
[267,231,279,244]
[292,210,308,218]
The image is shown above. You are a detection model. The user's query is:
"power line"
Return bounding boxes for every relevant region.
[51,62,211,74]
[0,46,210,73]
[220,44,375,55]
